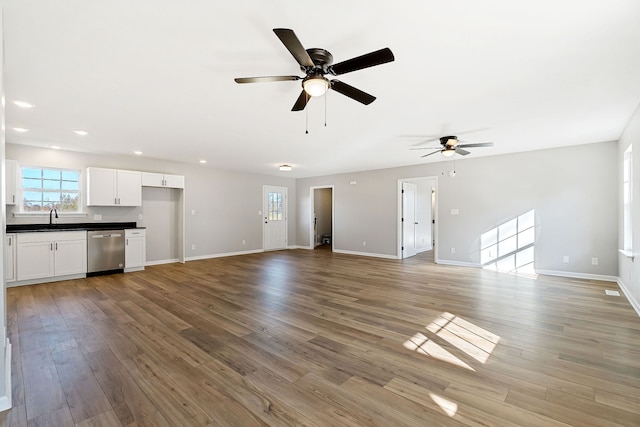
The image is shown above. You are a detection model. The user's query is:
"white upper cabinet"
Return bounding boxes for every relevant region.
[87,167,142,206]
[5,159,17,205]
[141,172,184,189]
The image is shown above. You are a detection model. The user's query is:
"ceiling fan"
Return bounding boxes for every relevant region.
[234,28,395,111]
[411,136,494,158]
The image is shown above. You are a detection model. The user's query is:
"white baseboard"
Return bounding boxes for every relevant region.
[332,249,398,260]
[536,269,618,282]
[435,259,480,268]
[185,249,263,262]
[145,258,180,266]
[617,277,640,318]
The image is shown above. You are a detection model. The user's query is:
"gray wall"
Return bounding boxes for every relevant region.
[618,102,640,313]
[296,141,618,276]
[5,144,297,261]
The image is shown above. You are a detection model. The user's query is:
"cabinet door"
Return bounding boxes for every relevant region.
[117,170,142,206]
[141,172,164,187]
[87,167,116,206]
[17,241,54,280]
[54,239,87,276]
[5,159,17,205]
[125,229,146,270]
[163,174,185,189]
[5,234,16,282]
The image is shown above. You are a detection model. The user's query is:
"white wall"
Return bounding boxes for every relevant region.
[618,102,640,315]
[297,141,618,277]
[5,144,297,260]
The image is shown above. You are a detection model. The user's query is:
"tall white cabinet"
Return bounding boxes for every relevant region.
[5,159,17,205]
[86,167,142,206]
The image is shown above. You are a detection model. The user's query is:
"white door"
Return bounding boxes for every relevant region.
[263,186,287,251]
[402,182,418,258]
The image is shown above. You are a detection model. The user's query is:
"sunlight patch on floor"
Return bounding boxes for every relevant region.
[404,312,500,370]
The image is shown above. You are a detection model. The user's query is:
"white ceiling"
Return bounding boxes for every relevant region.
[3,0,640,178]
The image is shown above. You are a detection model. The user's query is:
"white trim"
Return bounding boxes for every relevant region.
[287,245,311,250]
[435,259,480,268]
[618,249,635,260]
[144,258,179,266]
[0,339,12,412]
[185,249,263,262]
[617,278,640,317]
[8,273,86,288]
[332,249,398,260]
[535,269,618,282]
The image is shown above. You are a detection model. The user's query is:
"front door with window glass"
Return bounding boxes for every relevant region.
[263,186,287,251]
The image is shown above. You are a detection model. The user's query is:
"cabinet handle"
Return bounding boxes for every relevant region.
[8,237,11,246]
[55,242,58,250]
[50,243,53,251]
[11,195,15,203]
[126,238,129,245]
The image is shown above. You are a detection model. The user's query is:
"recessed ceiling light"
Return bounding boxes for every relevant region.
[73,130,88,136]
[134,151,143,155]
[199,160,207,164]
[51,145,61,150]
[13,127,29,133]
[279,164,292,172]
[13,101,34,108]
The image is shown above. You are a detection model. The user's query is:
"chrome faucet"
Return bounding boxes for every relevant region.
[49,208,58,225]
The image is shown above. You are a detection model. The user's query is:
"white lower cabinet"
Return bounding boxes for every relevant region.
[5,234,16,282]
[125,229,146,272]
[16,231,87,281]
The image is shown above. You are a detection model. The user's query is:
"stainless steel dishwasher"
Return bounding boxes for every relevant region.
[87,230,125,275]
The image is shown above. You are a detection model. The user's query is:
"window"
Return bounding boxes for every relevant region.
[21,166,80,212]
[267,191,283,221]
[623,146,633,251]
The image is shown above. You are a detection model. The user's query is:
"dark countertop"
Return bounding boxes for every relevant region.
[6,222,142,233]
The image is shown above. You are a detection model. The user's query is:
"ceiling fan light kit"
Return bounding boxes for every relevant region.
[302,75,329,97]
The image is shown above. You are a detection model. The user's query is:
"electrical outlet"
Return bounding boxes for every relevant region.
[563,256,570,263]
[138,214,143,220]
[362,241,367,247]
[592,257,598,265]
[93,214,102,220]
[191,244,196,250]
[191,210,196,215]
[242,240,246,245]
[450,247,456,254]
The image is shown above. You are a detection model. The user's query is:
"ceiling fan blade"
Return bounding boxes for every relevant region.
[457,142,494,148]
[421,150,441,158]
[234,75,301,84]
[291,90,310,111]
[330,80,376,105]
[330,48,395,75]
[409,147,442,150]
[455,148,471,156]
[273,28,314,67]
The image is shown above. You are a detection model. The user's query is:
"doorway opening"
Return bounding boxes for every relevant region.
[397,177,438,260]
[310,186,334,251]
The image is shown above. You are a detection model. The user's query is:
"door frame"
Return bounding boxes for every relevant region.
[309,185,334,250]
[397,176,439,260]
[263,185,288,251]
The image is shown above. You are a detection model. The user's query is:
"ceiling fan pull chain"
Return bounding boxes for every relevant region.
[305,103,309,134]
[324,91,327,127]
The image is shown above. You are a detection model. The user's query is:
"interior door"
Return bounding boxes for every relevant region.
[402,182,418,258]
[263,186,287,251]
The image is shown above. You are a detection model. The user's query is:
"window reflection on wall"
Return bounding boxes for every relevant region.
[481,210,535,274]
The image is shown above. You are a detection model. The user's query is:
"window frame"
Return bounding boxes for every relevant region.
[17,164,84,215]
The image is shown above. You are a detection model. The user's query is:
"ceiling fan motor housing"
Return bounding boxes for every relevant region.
[304,48,334,74]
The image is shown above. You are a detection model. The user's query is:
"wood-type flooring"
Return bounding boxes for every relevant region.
[1,248,639,426]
